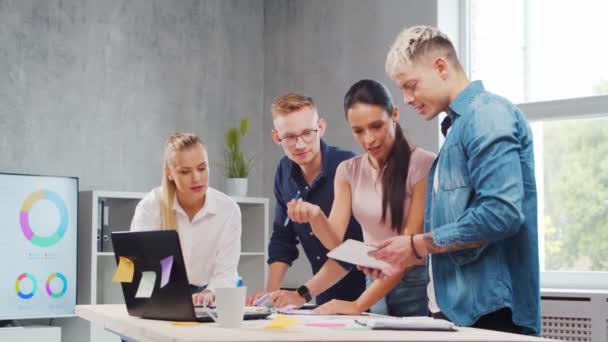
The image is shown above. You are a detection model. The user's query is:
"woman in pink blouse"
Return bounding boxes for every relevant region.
[286,79,435,316]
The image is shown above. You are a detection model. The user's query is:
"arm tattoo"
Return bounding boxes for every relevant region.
[422,233,483,255]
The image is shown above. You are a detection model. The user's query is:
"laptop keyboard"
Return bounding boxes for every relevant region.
[195,307,213,317]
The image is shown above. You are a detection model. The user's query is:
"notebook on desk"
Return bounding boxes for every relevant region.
[111,230,271,322]
[355,316,457,331]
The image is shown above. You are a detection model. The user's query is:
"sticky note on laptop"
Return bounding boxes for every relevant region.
[135,271,156,298]
[326,239,390,270]
[160,255,173,288]
[112,256,134,283]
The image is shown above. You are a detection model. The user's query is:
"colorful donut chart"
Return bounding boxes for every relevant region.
[15,273,37,299]
[20,190,68,247]
[46,272,68,298]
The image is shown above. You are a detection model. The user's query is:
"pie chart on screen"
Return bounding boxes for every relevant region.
[19,190,69,247]
[46,272,67,298]
[15,273,37,299]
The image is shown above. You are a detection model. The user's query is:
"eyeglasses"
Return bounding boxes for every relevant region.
[278,129,319,147]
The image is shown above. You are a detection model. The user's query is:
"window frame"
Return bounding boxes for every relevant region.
[454,0,608,290]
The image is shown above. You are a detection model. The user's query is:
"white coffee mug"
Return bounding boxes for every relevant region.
[204,287,247,328]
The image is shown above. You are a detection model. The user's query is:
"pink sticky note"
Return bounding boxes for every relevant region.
[160,255,174,288]
[305,322,347,328]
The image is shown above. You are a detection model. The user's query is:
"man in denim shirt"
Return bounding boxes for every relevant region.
[367,26,539,335]
[246,93,365,307]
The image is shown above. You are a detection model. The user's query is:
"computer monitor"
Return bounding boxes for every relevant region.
[0,172,78,320]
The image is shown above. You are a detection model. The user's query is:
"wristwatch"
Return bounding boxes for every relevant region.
[296,285,312,303]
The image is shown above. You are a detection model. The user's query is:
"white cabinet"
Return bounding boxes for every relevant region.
[76,190,268,342]
[0,326,61,342]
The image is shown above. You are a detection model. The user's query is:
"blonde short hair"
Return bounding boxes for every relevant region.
[385,25,460,78]
[271,93,316,118]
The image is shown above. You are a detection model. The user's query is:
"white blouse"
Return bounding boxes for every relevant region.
[130,186,241,291]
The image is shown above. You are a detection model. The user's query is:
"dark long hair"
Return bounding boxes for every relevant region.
[344,79,411,234]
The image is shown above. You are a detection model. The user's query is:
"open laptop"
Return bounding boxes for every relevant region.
[111,230,271,322]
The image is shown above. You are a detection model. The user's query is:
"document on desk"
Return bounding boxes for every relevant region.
[356,317,457,331]
[278,309,320,315]
[327,239,390,270]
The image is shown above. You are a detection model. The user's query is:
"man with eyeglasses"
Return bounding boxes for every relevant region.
[246,93,365,308]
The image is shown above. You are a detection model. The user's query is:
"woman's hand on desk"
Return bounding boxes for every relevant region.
[287,199,321,224]
[269,290,306,309]
[192,289,215,307]
[313,299,363,315]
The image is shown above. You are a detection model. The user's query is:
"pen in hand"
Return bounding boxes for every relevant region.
[253,292,270,306]
[283,190,301,227]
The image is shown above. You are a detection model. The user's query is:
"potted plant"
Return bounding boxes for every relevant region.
[223,118,254,197]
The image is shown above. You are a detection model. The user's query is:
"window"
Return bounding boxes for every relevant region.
[470,0,608,103]
[465,0,608,288]
[532,116,608,272]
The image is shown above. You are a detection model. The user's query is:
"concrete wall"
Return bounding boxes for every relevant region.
[0,0,440,334]
[0,1,264,340]
[0,0,265,195]
[263,0,439,286]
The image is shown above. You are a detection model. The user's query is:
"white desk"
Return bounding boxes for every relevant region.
[76,304,554,342]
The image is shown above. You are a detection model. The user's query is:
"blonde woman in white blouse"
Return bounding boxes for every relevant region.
[130,133,242,306]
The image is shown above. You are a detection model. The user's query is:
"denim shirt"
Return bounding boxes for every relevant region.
[425,81,540,335]
[268,140,366,304]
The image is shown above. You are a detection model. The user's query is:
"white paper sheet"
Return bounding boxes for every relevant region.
[327,239,390,270]
[278,309,320,315]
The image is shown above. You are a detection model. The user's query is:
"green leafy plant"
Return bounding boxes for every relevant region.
[223,118,254,178]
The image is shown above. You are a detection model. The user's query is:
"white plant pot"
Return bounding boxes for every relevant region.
[226,178,248,197]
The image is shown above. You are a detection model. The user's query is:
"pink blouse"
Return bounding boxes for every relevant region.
[336,147,436,244]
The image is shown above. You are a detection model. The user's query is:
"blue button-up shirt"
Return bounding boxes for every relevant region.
[268,140,366,305]
[426,81,540,335]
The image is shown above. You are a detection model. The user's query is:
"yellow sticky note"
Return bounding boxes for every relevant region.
[171,321,201,326]
[264,314,299,329]
[112,256,134,283]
